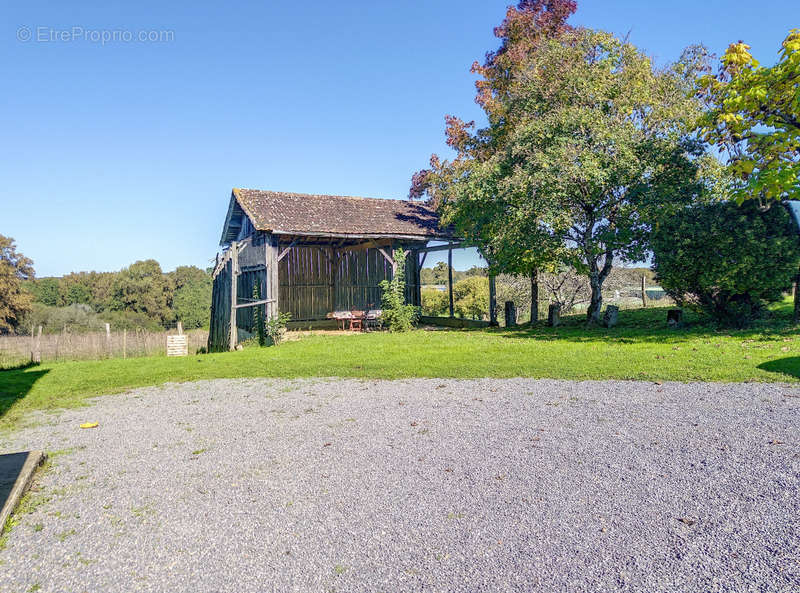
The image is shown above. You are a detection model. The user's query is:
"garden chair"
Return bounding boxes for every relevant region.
[349,310,365,331]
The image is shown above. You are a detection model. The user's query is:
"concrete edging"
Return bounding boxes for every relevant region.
[0,450,46,529]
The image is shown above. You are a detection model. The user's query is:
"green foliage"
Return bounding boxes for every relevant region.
[421,288,449,316]
[378,248,419,332]
[169,266,212,330]
[65,283,92,306]
[699,30,800,204]
[18,303,164,334]
[25,278,59,307]
[23,263,212,333]
[110,260,174,325]
[414,28,706,324]
[652,200,800,327]
[265,312,292,346]
[0,235,34,334]
[453,276,490,320]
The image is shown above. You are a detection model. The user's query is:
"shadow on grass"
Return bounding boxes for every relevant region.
[758,357,800,380]
[496,306,800,345]
[0,363,49,420]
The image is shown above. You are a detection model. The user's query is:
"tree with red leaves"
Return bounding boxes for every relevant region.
[411,5,707,324]
[410,1,576,322]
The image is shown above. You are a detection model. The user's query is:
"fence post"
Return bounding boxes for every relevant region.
[641,275,648,308]
[31,325,42,364]
[105,323,112,358]
[123,329,127,359]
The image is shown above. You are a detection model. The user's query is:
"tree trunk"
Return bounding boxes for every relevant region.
[587,273,603,325]
[530,268,539,325]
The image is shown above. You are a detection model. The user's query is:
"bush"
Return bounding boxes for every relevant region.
[453,276,490,320]
[265,312,291,346]
[652,200,800,327]
[379,248,419,332]
[421,288,449,316]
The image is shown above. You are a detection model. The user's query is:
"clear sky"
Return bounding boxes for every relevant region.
[2,1,795,276]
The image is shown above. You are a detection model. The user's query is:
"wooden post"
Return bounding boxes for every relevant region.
[268,235,280,320]
[504,301,516,327]
[177,321,183,336]
[105,323,112,358]
[414,250,422,307]
[229,240,239,350]
[641,275,648,308]
[448,247,454,318]
[123,329,127,359]
[530,268,539,324]
[489,274,498,326]
[31,325,42,364]
[794,272,800,325]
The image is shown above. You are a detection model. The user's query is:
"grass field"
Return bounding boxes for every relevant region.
[1,304,799,432]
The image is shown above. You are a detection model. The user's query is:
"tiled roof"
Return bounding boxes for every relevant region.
[230,188,452,239]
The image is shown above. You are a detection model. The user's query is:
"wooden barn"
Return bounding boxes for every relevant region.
[207,188,477,351]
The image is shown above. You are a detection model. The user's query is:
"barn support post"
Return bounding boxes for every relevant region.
[229,240,239,350]
[411,249,421,306]
[448,247,454,318]
[268,234,280,320]
[489,274,498,326]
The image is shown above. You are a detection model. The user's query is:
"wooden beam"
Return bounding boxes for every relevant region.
[416,241,464,254]
[229,240,239,350]
[448,246,454,318]
[277,240,297,262]
[234,298,276,309]
[342,238,393,254]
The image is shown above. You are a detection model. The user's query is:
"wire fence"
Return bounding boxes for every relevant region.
[0,328,209,368]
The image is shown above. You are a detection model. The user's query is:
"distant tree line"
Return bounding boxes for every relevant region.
[15,258,212,334]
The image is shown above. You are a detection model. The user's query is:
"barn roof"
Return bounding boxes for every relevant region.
[220,188,452,245]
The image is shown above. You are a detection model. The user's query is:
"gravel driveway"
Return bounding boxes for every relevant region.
[1,378,798,592]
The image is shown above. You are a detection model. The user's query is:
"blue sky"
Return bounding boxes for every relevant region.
[2,1,795,276]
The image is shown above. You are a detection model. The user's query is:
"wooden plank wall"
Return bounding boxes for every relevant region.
[279,245,393,320]
[208,257,232,352]
[209,235,429,345]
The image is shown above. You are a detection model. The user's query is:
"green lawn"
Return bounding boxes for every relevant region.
[2,304,800,432]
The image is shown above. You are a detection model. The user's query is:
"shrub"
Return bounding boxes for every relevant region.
[453,276,490,320]
[379,249,419,332]
[652,200,800,327]
[421,288,449,316]
[265,312,291,346]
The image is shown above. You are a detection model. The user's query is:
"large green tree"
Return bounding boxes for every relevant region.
[0,235,35,334]
[699,30,800,205]
[110,260,174,325]
[169,266,212,329]
[413,26,706,323]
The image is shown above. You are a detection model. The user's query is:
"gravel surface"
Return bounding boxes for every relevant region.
[1,378,798,592]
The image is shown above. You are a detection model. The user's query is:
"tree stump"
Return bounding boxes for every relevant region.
[548,304,561,327]
[504,301,517,327]
[667,309,683,328]
[602,305,619,328]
